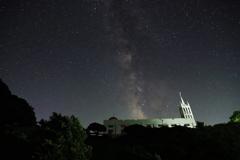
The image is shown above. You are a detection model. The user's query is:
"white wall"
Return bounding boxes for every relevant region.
[103,118,196,135]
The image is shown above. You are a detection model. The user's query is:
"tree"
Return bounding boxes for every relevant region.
[87,122,106,136]
[0,79,36,160]
[123,124,147,137]
[229,110,240,122]
[32,112,92,160]
[0,79,11,99]
[0,79,36,127]
[196,121,205,130]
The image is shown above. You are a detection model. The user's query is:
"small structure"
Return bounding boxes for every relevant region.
[103,93,196,135]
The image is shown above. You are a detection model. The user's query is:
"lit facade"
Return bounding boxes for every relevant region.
[103,93,197,135]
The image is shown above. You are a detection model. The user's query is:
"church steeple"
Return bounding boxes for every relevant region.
[179,92,185,105]
[179,92,195,123]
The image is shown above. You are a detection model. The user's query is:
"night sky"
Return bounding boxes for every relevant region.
[1,0,240,127]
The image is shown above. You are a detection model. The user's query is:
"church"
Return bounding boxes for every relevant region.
[103,92,197,135]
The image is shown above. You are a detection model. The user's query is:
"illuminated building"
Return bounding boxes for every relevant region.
[103,92,196,135]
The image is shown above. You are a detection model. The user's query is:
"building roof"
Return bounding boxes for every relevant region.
[109,116,118,120]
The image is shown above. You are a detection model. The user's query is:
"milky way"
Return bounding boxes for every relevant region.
[102,1,175,119]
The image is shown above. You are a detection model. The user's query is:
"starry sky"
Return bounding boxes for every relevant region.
[1,0,240,127]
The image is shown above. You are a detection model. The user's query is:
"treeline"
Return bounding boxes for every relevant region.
[1,79,240,160]
[86,121,240,160]
[0,79,91,160]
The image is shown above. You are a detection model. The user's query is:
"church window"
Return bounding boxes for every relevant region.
[188,108,191,114]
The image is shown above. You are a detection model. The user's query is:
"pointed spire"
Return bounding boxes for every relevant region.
[179,92,185,105]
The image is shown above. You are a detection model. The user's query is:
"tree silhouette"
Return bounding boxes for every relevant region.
[0,79,36,160]
[0,79,11,99]
[229,110,240,122]
[87,122,106,136]
[123,124,147,137]
[0,79,36,127]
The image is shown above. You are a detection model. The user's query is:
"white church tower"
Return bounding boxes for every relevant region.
[179,92,196,125]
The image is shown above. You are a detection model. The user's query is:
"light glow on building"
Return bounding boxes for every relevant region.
[103,92,197,135]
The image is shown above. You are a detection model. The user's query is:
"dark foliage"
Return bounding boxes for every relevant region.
[123,124,147,137]
[0,79,11,98]
[0,80,92,160]
[30,112,92,160]
[0,79,36,127]
[87,122,106,136]
[86,122,240,160]
[0,132,33,160]
[229,110,240,122]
